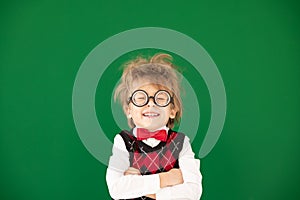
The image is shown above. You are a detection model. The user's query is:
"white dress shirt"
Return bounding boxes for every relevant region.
[106,126,202,200]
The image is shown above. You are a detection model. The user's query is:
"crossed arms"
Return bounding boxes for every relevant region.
[106,134,202,200]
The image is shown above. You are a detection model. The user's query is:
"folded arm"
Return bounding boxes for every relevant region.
[106,134,202,200]
[155,136,202,200]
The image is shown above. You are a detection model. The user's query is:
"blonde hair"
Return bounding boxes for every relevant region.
[114,53,182,129]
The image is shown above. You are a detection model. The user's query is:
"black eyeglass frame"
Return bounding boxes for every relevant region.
[128,89,174,107]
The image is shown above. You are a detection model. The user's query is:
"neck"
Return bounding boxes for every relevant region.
[133,126,169,137]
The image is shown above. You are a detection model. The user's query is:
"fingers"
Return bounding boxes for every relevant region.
[124,167,141,176]
[169,168,182,177]
[168,168,183,186]
[145,194,156,199]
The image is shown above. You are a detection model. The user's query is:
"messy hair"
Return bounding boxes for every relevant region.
[114,53,183,129]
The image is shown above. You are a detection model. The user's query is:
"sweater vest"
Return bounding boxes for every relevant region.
[116,129,185,200]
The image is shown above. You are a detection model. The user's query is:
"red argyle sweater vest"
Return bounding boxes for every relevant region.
[117,129,185,200]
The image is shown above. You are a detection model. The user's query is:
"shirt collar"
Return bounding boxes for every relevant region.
[133,126,169,137]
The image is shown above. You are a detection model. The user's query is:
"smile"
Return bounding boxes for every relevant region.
[142,112,160,118]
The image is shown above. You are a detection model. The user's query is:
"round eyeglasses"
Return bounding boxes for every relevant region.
[128,90,173,107]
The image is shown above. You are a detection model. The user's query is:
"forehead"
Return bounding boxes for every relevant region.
[138,84,165,93]
[131,81,170,94]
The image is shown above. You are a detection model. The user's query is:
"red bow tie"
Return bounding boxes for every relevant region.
[136,128,167,142]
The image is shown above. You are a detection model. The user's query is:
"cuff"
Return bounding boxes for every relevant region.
[156,187,171,200]
[143,173,161,194]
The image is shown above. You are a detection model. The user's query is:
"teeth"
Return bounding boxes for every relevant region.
[143,113,159,117]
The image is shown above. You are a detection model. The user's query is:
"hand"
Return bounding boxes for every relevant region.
[123,167,141,176]
[145,194,156,199]
[167,168,184,186]
[159,168,183,188]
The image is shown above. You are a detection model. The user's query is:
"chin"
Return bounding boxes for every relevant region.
[137,119,168,130]
[145,124,166,131]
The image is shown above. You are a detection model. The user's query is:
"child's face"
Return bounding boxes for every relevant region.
[127,84,177,131]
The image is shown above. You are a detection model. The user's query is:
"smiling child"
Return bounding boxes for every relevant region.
[106,53,202,200]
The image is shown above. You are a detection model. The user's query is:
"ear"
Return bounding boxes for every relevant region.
[125,106,132,118]
[169,108,177,119]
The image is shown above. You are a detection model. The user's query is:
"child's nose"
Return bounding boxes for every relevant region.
[147,97,155,106]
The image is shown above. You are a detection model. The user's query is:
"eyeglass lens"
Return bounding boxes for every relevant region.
[131,90,171,107]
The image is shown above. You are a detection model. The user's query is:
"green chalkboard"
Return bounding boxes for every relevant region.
[1,1,299,199]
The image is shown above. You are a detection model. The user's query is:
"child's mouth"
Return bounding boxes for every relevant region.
[142,112,160,118]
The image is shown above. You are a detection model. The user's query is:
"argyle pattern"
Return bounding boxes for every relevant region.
[116,129,185,200]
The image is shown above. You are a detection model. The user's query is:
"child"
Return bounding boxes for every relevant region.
[106,53,202,200]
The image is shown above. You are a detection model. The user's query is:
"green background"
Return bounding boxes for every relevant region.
[1,0,299,199]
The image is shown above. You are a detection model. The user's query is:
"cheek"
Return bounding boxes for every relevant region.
[129,106,141,117]
[127,104,136,113]
[165,107,176,118]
